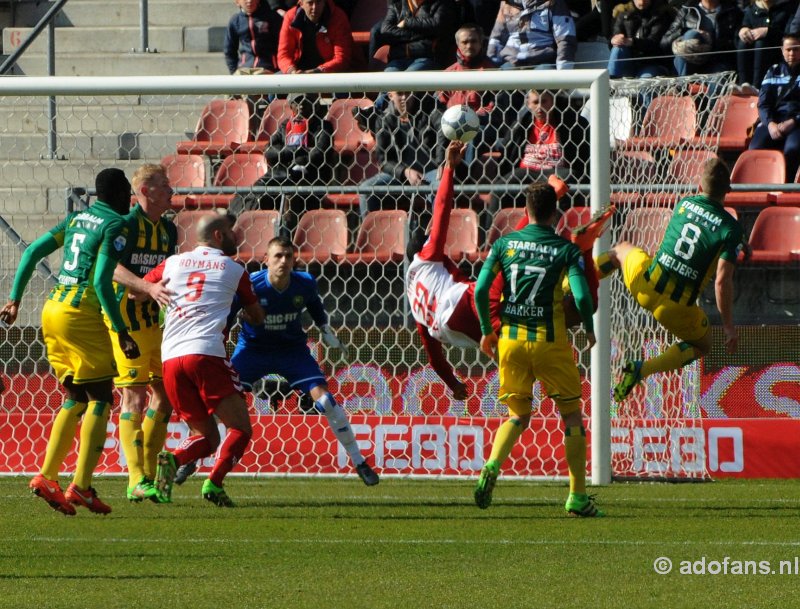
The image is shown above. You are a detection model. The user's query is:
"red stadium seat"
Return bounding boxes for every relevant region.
[642,149,718,207]
[175,99,250,157]
[345,210,407,264]
[237,99,293,154]
[173,210,219,253]
[619,96,697,151]
[293,209,348,265]
[724,149,785,209]
[190,153,268,208]
[747,206,800,265]
[619,207,673,255]
[444,208,480,262]
[695,95,759,152]
[327,98,376,184]
[234,210,280,264]
[160,154,206,209]
[470,206,527,262]
[774,166,800,206]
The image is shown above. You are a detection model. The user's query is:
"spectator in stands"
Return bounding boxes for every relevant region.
[457,0,503,37]
[354,91,446,222]
[575,0,630,41]
[379,0,451,72]
[749,32,800,180]
[735,0,795,91]
[277,0,353,74]
[244,93,335,234]
[488,89,589,228]
[487,0,577,70]
[224,0,284,75]
[438,23,500,176]
[608,0,676,78]
[661,0,743,77]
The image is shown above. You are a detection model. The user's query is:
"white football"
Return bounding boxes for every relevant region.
[441,104,480,143]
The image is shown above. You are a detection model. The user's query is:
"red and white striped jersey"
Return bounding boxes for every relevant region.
[145,246,257,361]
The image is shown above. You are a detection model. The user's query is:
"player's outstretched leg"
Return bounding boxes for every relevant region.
[473,460,499,509]
[314,391,380,486]
[65,484,112,515]
[570,204,616,253]
[29,474,76,516]
[201,479,235,507]
[613,360,644,402]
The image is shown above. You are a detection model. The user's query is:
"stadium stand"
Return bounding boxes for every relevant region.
[160,154,207,209]
[175,99,250,157]
[234,210,280,265]
[724,149,785,209]
[237,98,294,154]
[345,209,407,264]
[173,210,218,253]
[292,208,349,265]
[190,152,268,208]
[619,95,697,151]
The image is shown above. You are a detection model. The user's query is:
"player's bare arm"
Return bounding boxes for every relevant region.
[0,301,19,326]
[715,257,737,354]
[114,264,173,306]
[479,332,498,362]
[242,301,265,327]
[444,140,466,169]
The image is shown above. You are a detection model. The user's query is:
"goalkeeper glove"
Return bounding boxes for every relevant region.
[320,324,344,350]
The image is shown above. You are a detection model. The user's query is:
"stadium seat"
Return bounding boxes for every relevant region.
[691,95,758,152]
[190,153,268,208]
[237,99,293,154]
[345,210,407,264]
[611,150,655,207]
[327,98,376,184]
[619,95,697,151]
[175,99,250,157]
[618,207,673,255]
[642,149,718,206]
[724,206,738,220]
[445,208,480,262]
[724,149,785,208]
[747,206,800,265]
[234,210,280,264]
[173,210,219,253]
[773,166,800,207]
[293,209,348,265]
[160,154,207,210]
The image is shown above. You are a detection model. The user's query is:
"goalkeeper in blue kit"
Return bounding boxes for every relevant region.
[175,235,379,486]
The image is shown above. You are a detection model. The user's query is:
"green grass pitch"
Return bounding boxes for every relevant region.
[1,477,798,609]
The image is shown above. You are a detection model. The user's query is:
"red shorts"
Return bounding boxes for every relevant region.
[162,354,243,425]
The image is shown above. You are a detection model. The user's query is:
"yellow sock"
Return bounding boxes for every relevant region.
[641,342,698,378]
[594,251,616,279]
[488,418,524,467]
[564,426,587,495]
[73,401,110,490]
[142,408,170,479]
[119,411,144,486]
[40,400,87,480]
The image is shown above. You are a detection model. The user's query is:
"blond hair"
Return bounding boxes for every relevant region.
[132,163,167,192]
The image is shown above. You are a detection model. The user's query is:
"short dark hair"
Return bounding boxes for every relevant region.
[784,32,800,42]
[267,235,294,252]
[525,181,558,222]
[700,157,731,200]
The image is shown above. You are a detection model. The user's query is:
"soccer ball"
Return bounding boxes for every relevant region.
[441,104,480,143]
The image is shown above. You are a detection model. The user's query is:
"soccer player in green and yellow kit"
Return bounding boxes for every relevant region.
[474,180,601,517]
[0,168,141,515]
[598,156,744,402]
[107,164,177,503]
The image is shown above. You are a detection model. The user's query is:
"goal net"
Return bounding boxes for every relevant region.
[0,70,736,481]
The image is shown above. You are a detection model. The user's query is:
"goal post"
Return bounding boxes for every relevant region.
[1,69,737,483]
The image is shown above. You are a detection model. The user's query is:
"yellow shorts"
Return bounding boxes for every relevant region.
[109,324,164,387]
[497,336,582,417]
[622,247,709,342]
[42,299,117,384]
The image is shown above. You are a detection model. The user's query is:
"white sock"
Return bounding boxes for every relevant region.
[315,392,364,466]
